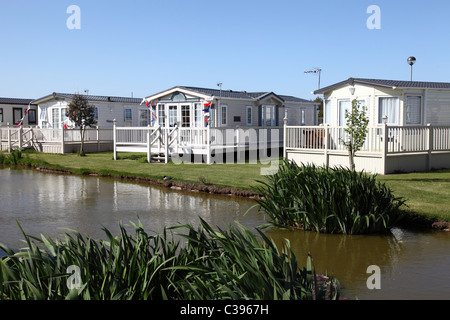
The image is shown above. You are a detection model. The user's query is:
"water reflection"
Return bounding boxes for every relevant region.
[0,168,263,249]
[0,168,449,300]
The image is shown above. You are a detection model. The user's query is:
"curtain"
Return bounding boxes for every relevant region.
[378,97,399,124]
[339,100,350,125]
[405,96,422,125]
[324,100,331,124]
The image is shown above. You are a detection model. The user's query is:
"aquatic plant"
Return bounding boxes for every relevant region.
[0,220,339,300]
[255,160,406,234]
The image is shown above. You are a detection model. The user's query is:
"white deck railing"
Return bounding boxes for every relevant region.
[284,124,450,155]
[284,124,450,174]
[113,123,284,164]
[0,126,114,153]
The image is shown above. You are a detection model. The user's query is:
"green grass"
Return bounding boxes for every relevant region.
[24,151,278,192]
[378,170,450,222]
[7,150,450,223]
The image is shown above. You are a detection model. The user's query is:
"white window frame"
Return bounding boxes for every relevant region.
[124,108,133,121]
[324,100,331,125]
[220,104,228,126]
[405,95,423,125]
[246,106,252,126]
[377,96,400,125]
[138,108,150,127]
[157,104,166,127]
[262,105,276,127]
[301,109,306,125]
[338,99,351,126]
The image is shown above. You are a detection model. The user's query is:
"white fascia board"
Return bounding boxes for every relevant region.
[144,87,212,102]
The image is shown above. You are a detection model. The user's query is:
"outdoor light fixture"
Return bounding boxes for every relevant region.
[349,86,356,95]
[407,56,416,81]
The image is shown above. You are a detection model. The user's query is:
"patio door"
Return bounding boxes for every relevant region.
[168,105,178,127]
[181,105,190,127]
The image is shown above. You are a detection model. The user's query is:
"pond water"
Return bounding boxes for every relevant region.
[0,168,449,300]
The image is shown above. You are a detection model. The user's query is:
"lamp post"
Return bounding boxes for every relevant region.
[407,56,416,81]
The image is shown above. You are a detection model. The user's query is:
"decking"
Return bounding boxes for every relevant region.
[113,123,283,164]
[284,124,450,174]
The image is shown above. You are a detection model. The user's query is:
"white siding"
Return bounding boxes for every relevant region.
[426,90,450,125]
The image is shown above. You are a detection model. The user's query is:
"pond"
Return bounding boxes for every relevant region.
[0,168,449,300]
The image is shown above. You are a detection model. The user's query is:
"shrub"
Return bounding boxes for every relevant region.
[255,160,406,234]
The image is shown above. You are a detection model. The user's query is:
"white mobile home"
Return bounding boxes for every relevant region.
[112,86,318,164]
[283,78,450,174]
[32,92,144,129]
[142,86,319,128]
[317,77,450,127]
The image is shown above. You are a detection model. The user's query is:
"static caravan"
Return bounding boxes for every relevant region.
[315,77,450,127]
[142,86,319,128]
[32,93,144,129]
[283,77,450,174]
[0,97,38,127]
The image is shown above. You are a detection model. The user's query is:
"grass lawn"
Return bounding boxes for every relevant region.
[26,151,275,192]
[23,151,450,222]
[378,170,450,222]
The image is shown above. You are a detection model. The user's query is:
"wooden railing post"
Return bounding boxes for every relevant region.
[113,119,117,160]
[324,124,329,167]
[427,123,433,171]
[381,118,388,175]
[207,119,212,165]
[147,124,152,163]
[60,126,65,154]
[7,123,11,152]
[283,115,288,159]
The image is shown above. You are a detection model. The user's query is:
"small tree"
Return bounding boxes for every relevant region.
[342,99,369,170]
[67,94,97,156]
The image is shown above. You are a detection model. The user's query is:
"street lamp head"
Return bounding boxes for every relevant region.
[407,56,416,66]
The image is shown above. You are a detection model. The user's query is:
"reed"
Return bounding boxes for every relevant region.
[0,220,339,300]
[255,160,406,234]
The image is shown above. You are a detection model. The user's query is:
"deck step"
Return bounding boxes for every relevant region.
[151,153,171,163]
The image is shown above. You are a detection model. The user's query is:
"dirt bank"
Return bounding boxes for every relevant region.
[32,164,449,232]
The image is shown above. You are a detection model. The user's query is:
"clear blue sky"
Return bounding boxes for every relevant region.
[1,0,450,100]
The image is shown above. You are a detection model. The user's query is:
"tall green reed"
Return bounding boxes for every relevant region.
[0,219,339,300]
[255,160,406,234]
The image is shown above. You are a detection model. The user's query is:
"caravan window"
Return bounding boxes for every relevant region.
[378,97,399,124]
[405,96,422,125]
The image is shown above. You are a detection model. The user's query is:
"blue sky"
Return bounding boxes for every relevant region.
[1,0,450,100]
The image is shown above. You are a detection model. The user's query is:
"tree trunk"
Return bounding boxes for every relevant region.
[348,149,355,171]
[348,140,355,171]
[80,127,85,156]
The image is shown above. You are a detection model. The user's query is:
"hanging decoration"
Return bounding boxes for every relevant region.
[203,97,214,127]
[15,103,32,127]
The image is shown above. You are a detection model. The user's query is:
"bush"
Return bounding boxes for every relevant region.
[0,220,339,300]
[255,160,406,234]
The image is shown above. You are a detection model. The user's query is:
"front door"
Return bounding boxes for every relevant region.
[168,105,178,127]
[181,105,190,127]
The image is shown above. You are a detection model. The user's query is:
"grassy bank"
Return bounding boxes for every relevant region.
[24,151,274,193]
[3,150,450,224]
